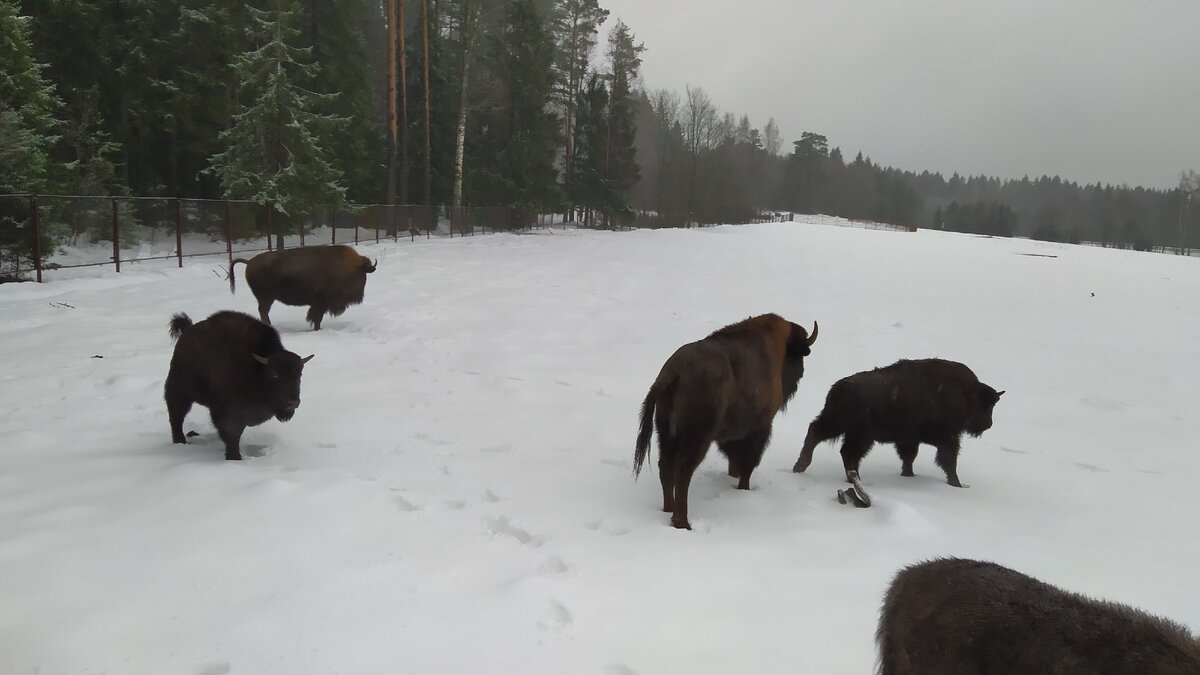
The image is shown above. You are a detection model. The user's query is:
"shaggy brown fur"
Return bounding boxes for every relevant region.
[634,314,817,529]
[164,311,313,460]
[793,358,1002,488]
[230,245,377,330]
[877,558,1200,675]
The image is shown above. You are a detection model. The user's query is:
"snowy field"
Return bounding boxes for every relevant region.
[1,218,1198,674]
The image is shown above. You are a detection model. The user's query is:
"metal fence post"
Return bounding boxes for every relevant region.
[112,198,121,273]
[354,211,359,244]
[224,201,233,263]
[175,198,183,268]
[331,210,336,245]
[30,195,42,283]
[266,205,273,252]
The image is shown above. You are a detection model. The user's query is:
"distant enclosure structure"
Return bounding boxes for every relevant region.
[0,195,818,282]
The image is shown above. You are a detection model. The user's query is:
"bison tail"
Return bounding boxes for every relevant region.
[168,313,193,340]
[228,258,251,294]
[634,377,675,478]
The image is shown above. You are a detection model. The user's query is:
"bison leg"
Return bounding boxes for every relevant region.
[657,446,677,514]
[934,441,967,488]
[895,442,919,477]
[306,303,327,331]
[719,425,773,490]
[668,435,710,530]
[839,434,874,482]
[164,377,192,444]
[256,296,274,326]
[793,415,840,473]
[213,415,246,461]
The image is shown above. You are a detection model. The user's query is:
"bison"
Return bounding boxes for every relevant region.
[229,245,377,330]
[634,314,818,529]
[164,311,313,460]
[792,358,1002,488]
[877,558,1200,674]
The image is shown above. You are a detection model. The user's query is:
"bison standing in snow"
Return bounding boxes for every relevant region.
[877,558,1200,675]
[634,314,818,529]
[229,245,377,330]
[792,358,1002,488]
[164,311,313,460]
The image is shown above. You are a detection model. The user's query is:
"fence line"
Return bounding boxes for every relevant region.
[2,194,920,283]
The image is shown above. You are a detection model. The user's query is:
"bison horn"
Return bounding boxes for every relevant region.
[996,390,1005,397]
[301,354,315,364]
[252,353,269,365]
[806,321,819,347]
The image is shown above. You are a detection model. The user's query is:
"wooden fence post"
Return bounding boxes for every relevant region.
[112,198,121,273]
[30,195,42,283]
[175,198,183,268]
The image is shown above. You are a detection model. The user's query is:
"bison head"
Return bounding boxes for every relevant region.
[965,385,1004,436]
[253,351,315,421]
[780,321,819,404]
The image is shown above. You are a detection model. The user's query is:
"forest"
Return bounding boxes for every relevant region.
[2,0,1197,263]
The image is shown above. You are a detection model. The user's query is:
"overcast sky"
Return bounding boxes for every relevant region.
[598,0,1198,189]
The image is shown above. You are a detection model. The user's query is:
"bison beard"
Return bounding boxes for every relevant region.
[877,558,1200,674]
[164,311,313,460]
[229,245,377,331]
[634,314,817,529]
[792,358,1003,488]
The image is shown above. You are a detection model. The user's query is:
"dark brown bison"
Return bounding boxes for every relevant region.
[792,358,1002,488]
[164,311,313,460]
[877,558,1200,675]
[634,314,818,529]
[229,245,377,330]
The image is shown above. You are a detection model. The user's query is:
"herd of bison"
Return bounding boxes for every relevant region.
[160,244,1199,672]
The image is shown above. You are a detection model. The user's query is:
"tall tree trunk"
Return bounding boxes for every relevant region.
[451,0,473,209]
[421,0,433,207]
[399,0,409,204]
[385,0,398,204]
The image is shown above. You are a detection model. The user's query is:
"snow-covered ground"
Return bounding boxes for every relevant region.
[1,218,1198,674]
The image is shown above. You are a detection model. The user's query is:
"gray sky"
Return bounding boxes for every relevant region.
[598,0,1198,189]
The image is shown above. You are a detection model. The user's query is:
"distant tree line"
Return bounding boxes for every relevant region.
[2,0,1197,259]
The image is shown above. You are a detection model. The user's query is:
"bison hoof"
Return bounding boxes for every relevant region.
[792,461,809,473]
[225,453,243,461]
[901,469,915,477]
[186,430,199,438]
[671,518,692,530]
[948,479,968,488]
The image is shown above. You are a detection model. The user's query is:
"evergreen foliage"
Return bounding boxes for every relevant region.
[205,4,347,215]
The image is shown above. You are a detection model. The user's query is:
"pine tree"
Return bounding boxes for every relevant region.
[0,0,61,193]
[549,0,608,206]
[602,20,643,221]
[0,0,62,277]
[206,4,347,215]
[569,71,609,223]
[468,0,561,221]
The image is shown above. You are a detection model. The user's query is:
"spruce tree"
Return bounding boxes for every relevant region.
[469,0,561,221]
[206,4,346,215]
[0,0,61,193]
[549,0,608,203]
[603,20,643,220]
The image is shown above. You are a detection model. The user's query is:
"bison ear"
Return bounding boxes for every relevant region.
[301,354,315,364]
[252,353,269,365]
[786,322,810,356]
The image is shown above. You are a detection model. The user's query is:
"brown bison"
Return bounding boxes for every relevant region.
[229,245,377,330]
[634,314,818,529]
[877,558,1200,674]
[164,311,313,460]
[792,358,1002,488]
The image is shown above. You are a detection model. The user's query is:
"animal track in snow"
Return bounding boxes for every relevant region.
[539,555,570,575]
[317,442,337,449]
[484,516,544,547]
[1074,462,1109,473]
[391,491,420,512]
[195,662,231,675]
[605,664,639,675]
[536,600,573,632]
[999,446,1028,454]
[481,444,514,453]
[584,519,630,536]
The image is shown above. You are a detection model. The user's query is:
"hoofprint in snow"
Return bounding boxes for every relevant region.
[1,218,1197,673]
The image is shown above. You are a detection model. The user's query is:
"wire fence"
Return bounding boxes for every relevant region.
[0,196,573,282]
[0,194,911,283]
